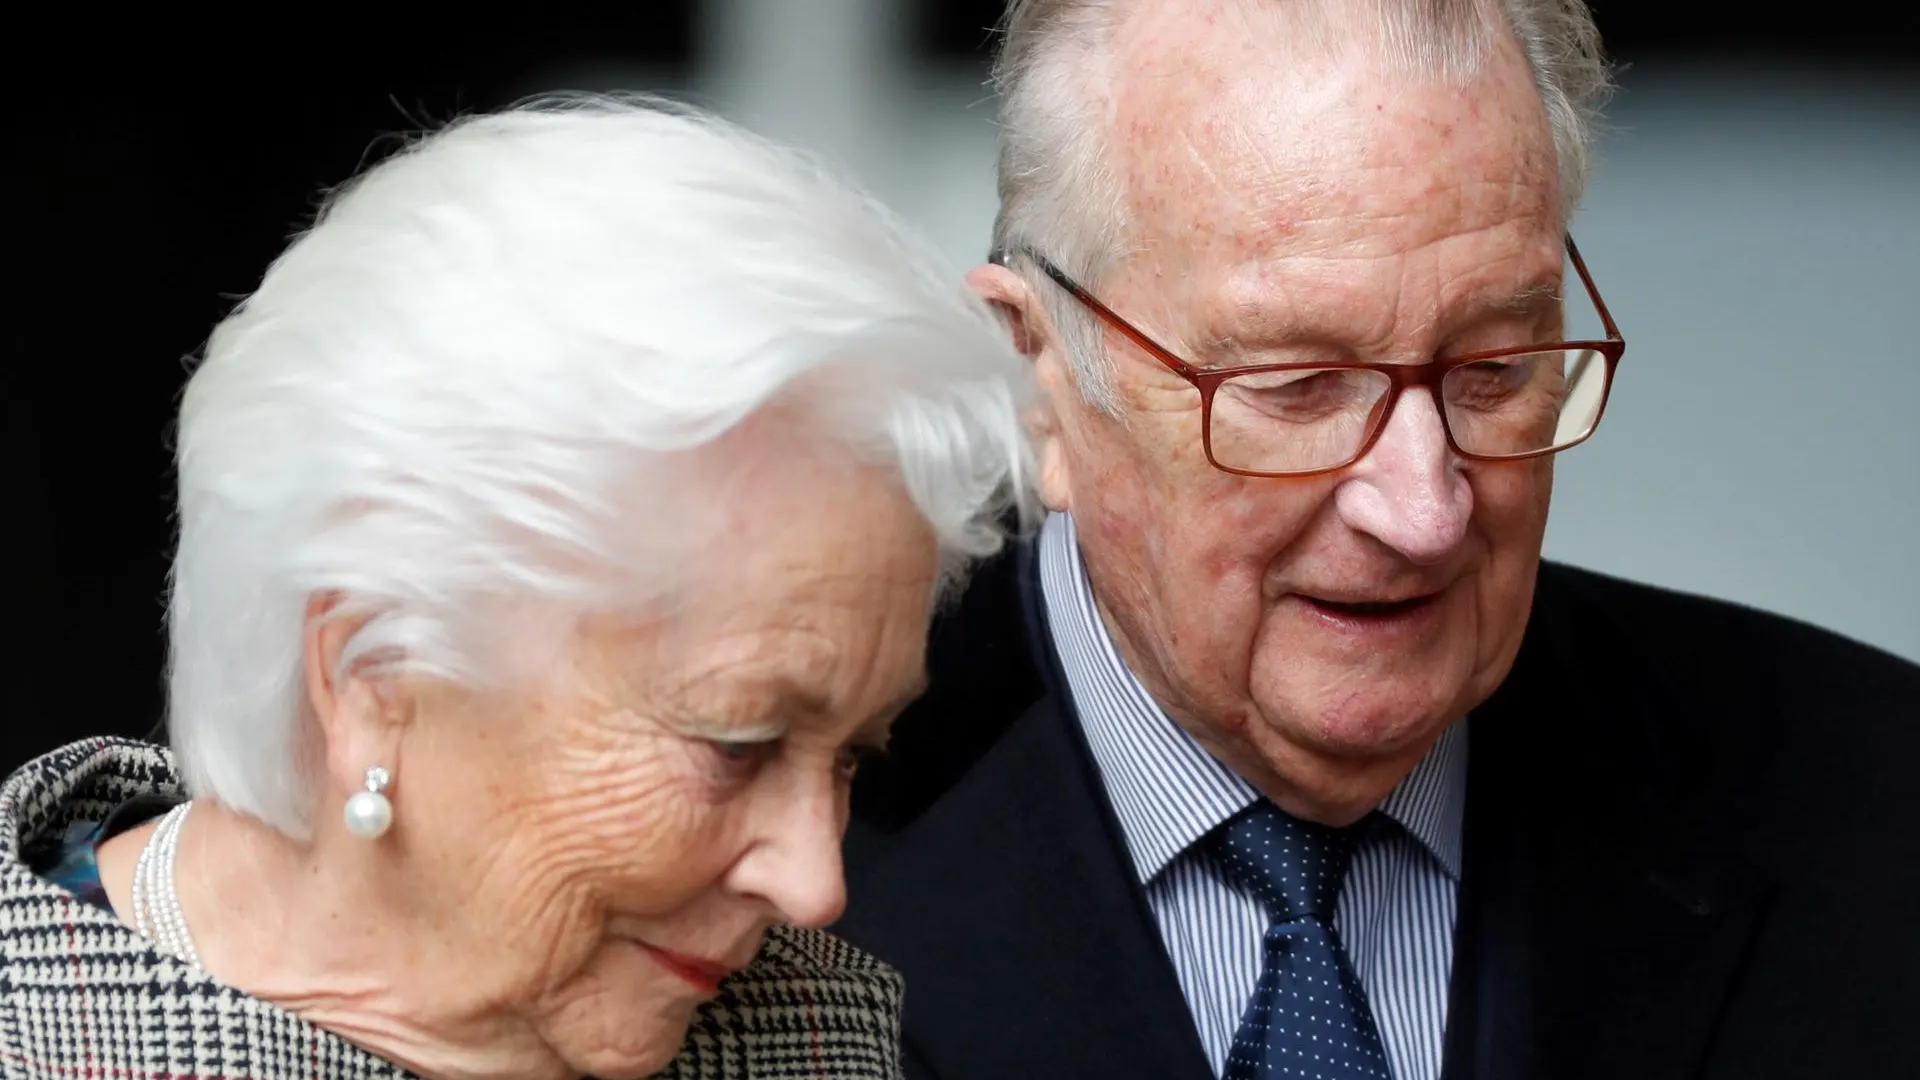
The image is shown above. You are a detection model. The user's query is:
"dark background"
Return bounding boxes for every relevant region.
[9,2,1918,772]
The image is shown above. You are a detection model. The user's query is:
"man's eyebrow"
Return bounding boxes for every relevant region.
[1484,281,1564,318]
[1203,273,1566,354]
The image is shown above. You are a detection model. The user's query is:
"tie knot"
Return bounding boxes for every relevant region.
[1209,800,1361,922]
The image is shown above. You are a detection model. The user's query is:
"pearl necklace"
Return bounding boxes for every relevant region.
[130,801,203,970]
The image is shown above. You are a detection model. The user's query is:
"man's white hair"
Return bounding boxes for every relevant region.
[169,94,1037,839]
[990,0,1613,410]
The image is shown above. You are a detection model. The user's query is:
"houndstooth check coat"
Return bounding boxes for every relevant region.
[0,737,905,1080]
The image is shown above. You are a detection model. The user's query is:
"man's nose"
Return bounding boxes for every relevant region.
[1332,389,1472,565]
[730,786,848,929]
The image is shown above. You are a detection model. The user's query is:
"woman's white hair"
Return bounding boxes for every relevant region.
[169,93,1037,839]
[990,0,1613,411]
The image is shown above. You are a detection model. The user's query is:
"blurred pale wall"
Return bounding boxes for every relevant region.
[1549,63,1920,665]
[552,0,1920,661]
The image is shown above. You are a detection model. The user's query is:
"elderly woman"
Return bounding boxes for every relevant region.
[0,96,1032,1080]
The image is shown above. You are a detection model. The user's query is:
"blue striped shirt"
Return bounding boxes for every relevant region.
[1038,512,1466,1080]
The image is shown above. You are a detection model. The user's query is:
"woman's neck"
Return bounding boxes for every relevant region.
[95,799,575,1080]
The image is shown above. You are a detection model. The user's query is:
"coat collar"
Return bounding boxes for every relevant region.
[844,692,1217,1080]
[0,737,422,1079]
[843,541,1215,1080]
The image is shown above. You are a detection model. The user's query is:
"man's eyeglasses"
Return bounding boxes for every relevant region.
[996,237,1626,478]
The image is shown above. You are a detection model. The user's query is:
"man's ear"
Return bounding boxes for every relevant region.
[967,263,1076,514]
[303,594,408,802]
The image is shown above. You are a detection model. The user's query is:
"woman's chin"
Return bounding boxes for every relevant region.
[566,1041,685,1080]
[539,938,704,1079]
[552,1003,695,1080]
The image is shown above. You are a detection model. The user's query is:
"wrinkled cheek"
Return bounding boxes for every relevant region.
[1506,462,1549,540]
[597,777,739,910]
[518,757,735,918]
[1467,459,1552,683]
[1201,479,1330,650]
[1077,477,1162,610]
[1106,483,1295,684]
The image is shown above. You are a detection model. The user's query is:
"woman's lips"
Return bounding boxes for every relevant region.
[639,943,735,995]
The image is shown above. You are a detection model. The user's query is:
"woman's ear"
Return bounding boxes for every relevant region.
[967,263,1077,514]
[302,595,408,800]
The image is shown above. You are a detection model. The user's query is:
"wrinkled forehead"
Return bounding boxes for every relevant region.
[1105,0,1558,268]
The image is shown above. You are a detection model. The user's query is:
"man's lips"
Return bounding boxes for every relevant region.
[638,943,740,995]
[1297,591,1443,615]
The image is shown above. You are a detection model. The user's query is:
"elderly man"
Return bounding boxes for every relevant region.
[837,2,1920,1079]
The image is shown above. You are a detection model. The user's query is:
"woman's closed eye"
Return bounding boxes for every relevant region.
[693,728,888,785]
[835,742,887,783]
[701,737,782,784]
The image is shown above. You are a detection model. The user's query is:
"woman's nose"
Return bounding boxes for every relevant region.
[729,786,848,928]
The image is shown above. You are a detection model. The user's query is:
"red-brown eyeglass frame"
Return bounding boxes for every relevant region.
[996,236,1627,478]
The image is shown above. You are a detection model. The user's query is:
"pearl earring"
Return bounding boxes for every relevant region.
[343,765,393,839]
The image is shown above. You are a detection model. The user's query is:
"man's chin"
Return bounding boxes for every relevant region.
[1222,695,1456,824]
[1253,602,1483,756]
[1251,675,1467,764]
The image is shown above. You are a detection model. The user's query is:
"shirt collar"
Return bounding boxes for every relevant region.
[1380,710,1467,879]
[1038,511,1468,884]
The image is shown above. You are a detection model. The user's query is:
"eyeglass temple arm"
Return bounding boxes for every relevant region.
[997,238,1621,360]
[1564,236,1623,344]
[987,245,1205,380]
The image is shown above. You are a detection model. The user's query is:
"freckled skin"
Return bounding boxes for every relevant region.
[387,456,936,1077]
[996,4,1563,824]
[129,446,939,1080]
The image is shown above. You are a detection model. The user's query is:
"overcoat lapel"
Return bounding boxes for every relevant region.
[1441,569,1774,1080]
[840,546,1213,1079]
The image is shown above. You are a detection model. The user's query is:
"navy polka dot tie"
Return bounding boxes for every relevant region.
[1210,801,1391,1080]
